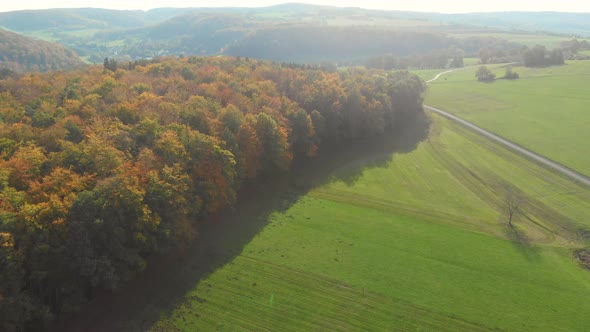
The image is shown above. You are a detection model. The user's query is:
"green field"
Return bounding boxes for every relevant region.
[463,57,480,66]
[412,68,450,81]
[424,60,590,176]
[147,114,590,331]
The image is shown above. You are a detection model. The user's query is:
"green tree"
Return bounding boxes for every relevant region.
[103,57,118,72]
[310,110,326,142]
[218,105,244,134]
[154,130,188,166]
[255,112,291,172]
[475,66,496,82]
[64,120,84,143]
[288,109,317,158]
[503,66,519,80]
[450,56,464,68]
[387,71,426,114]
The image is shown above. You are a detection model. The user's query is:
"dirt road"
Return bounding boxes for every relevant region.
[423,105,590,187]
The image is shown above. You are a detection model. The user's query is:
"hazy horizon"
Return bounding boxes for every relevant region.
[1,0,590,14]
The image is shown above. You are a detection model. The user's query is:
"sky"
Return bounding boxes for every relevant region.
[1,0,590,14]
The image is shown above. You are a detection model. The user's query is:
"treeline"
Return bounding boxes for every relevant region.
[0,29,84,73]
[560,38,590,60]
[366,42,570,71]
[364,37,523,70]
[365,49,465,70]
[523,45,564,67]
[0,56,425,331]
[225,27,461,63]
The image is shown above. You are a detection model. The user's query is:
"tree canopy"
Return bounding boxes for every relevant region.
[0,56,425,331]
[523,45,564,67]
[476,66,496,82]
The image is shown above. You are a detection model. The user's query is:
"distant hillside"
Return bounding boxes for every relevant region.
[439,12,590,37]
[0,8,173,32]
[225,26,454,62]
[0,29,84,72]
[0,4,588,64]
[225,25,528,64]
[92,13,249,59]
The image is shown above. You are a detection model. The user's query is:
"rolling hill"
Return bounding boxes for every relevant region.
[0,28,84,72]
[0,4,586,64]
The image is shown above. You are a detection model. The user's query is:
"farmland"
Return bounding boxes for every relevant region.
[136,115,590,332]
[3,3,590,331]
[424,60,590,176]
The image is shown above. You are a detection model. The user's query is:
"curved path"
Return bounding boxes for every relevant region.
[425,69,463,83]
[423,69,590,187]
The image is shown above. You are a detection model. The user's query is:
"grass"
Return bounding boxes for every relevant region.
[60,28,102,38]
[425,60,590,176]
[410,59,479,81]
[146,115,590,332]
[463,57,480,66]
[411,68,450,81]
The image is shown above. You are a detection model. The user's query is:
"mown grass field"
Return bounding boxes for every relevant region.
[423,60,590,176]
[149,115,590,332]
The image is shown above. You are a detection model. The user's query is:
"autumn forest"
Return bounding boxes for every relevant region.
[0,56,425,330]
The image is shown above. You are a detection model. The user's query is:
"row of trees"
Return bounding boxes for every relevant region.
[560,38,590,55]
[476,66,519,82]
[523,45,564,67]
[364,39,567,72]
[365,49,465,70]
[0,56,425,331]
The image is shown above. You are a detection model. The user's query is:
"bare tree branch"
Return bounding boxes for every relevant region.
[504,188,522,228]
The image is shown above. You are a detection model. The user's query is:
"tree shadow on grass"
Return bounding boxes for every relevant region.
[52,113,430,332]
[503,223,542,262]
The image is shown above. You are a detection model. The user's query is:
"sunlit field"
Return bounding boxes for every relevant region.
[150,116,590,331]
[425,60,590,176]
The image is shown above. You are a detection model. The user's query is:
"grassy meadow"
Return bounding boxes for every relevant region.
[146,115,590,332]
[423,60,590,176]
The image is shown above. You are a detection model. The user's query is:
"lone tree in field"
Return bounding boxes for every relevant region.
[503,66,519,80]
[504,188,522,228]
[476,66,496,82]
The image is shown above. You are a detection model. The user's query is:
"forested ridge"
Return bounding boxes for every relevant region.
[0,56,425,331]
[0,29,84,73]
[0,6,553,67]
